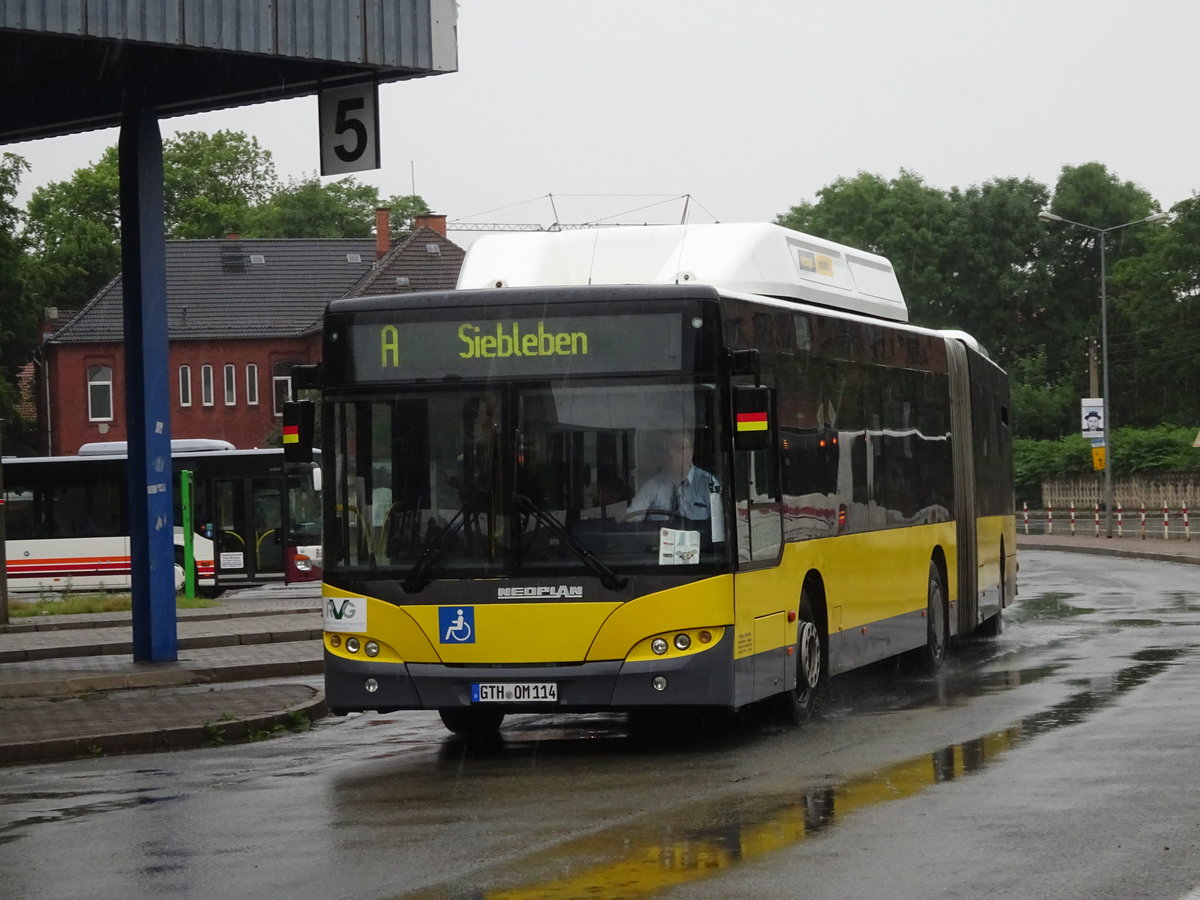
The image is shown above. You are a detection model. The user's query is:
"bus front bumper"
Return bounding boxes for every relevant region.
[324,643,734,715]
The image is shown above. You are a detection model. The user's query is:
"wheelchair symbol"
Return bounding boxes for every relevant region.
[439,606,475,643]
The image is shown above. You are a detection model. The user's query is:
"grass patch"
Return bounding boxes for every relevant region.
[7,592,217,618]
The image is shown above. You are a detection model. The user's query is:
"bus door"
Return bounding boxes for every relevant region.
[730,381,785,703]
[213,476,287,582]
[213,479,250,582]
[251,477,285,577]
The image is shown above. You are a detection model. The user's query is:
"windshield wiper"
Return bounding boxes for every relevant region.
[401,488,489,594]
[513,492,628,591]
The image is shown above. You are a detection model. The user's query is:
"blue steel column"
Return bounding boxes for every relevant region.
[118,105,178,662]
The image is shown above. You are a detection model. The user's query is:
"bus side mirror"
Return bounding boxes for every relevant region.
[283,400,315,463]
[311,466,322,493]
[733,385,772,452]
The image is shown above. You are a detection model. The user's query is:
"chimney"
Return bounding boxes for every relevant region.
[376,207,391,258]
[413,213,447,237]
[225,231,240,240]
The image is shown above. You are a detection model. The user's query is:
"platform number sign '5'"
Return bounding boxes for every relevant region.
[319,82,381,176]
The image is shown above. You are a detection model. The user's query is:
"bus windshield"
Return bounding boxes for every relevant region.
[327,380,727,584]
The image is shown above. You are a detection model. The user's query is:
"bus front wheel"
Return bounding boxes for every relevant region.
[775,589,828,724]
[438,707,505,737]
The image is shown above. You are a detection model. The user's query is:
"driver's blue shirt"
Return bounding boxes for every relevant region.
[626,465,718,521]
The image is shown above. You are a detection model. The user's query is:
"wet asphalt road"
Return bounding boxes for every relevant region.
[1,548,1199,899]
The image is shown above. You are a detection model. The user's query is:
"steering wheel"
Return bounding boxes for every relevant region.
[637,508,690,528]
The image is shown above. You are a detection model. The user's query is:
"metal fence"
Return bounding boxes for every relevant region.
[1020,502,1195,540]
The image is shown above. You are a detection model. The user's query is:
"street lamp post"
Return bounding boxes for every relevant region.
[1038,209,1170,537]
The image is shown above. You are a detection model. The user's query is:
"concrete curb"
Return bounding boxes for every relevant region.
[0,691,328,766]
[1016,536,1200,567]
[0,627,323,665]
[0,655,325,699]
[0,604,319,636]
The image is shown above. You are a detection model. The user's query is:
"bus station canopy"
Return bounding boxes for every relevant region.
[0,1,457,143]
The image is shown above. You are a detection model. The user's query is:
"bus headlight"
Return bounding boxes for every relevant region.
[329,635,341,648]
[365,641,380,658]
[652,676,668,692]
[346,637,361,654]
[294,555,313,571]
[651,638,669,655]
[674,633,691,651]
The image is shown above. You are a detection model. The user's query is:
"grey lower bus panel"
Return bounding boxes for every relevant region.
[324,639,736,714]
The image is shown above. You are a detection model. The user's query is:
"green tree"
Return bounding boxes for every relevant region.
[1107,194,1200,428]
[1008,350,1078,440]
[1037,162,1162,412]
[23,147,123,307]
[939,177,1053,362]
[382,193,432,238]
[22,130,282,308]
[243,175,381,238]
[0,152,41,454]
[163,130,278,238]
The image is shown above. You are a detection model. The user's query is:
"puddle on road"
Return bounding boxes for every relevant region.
[400,646,1192,900]
[1009,591,1093,621]
[0,788,179,844]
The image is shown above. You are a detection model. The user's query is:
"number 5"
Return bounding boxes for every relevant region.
[334,98,367,163]
[319,84,380,176]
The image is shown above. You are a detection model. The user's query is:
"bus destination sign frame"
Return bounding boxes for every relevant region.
[350,313,686,382]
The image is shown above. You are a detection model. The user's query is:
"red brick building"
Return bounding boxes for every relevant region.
[35,214,464,455]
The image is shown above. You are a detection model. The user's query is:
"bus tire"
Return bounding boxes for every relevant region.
[438,707,505,737]
[919,559,948,673]
[775,587,828,724]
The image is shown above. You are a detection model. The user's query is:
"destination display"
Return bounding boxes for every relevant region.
[350,313,686,381]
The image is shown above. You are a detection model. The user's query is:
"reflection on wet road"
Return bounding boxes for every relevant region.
[400,649,1195,899]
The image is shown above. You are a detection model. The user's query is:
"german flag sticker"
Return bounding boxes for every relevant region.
[736,411,768,432]
[282,425,300,445]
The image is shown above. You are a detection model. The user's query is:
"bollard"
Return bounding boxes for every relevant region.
[1070,502,1076,536]
[1164,502,1170,541]
[1094,502,1100,537]
[1048,504,1053,535]
[1117,504,1124,539]
[1023,501,1029,535]
[1186,504,1191,542]
[1140,503,1147,540]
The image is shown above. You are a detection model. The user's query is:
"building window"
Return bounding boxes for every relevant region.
[224,364,236,406]
[272,360,300,417]
[272,375,291,417]
[179,365,192,407]
[87,365,113,421]
[201,365,214,406]
[245,364,259,406]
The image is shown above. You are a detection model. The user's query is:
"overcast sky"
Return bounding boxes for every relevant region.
[10,0,1200,231]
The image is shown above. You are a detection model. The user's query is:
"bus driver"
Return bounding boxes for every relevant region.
[625,431,718,523]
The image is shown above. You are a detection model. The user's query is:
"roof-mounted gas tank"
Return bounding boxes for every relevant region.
[455,222,908,323]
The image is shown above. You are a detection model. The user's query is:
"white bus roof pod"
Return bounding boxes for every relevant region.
[78,438,236,456]
[455,223,908,323]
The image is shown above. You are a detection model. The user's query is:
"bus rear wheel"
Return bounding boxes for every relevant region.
[438,707,505,737]
[919,559,948,673]
[775,590,827,724]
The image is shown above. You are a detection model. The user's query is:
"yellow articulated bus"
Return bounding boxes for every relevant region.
[306,223,1014,736]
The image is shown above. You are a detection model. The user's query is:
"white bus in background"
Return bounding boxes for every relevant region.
[2,440,321,594]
